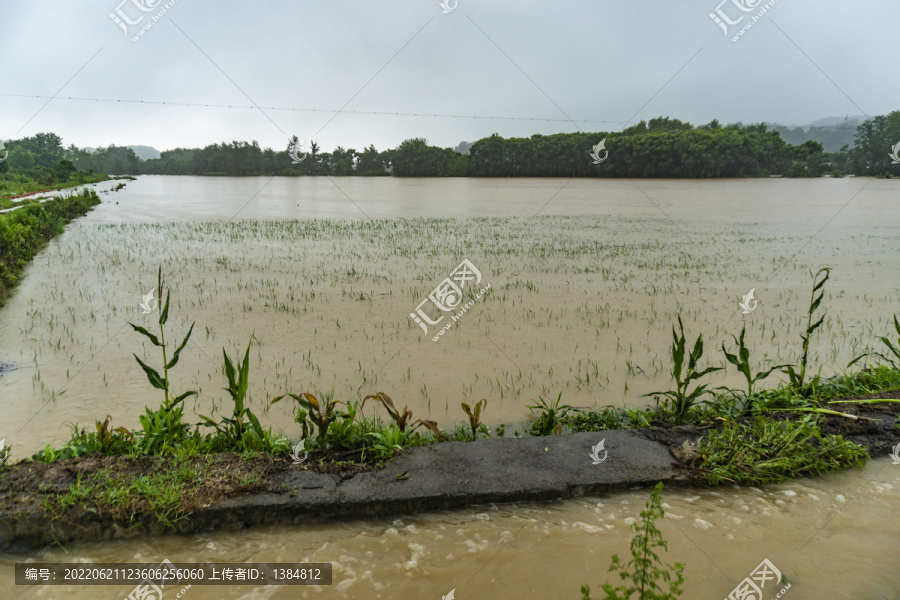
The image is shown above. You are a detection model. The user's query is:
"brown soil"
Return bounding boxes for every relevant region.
[0,448,376,527]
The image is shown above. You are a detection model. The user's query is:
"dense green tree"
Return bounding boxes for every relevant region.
[848,111,900,176]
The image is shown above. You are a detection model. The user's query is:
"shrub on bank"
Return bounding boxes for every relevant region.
[0,189,101,306]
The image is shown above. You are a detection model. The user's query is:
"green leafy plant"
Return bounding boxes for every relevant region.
[651,317,722,425]
[782,267,831,395]
[581,482,684,600]
[94,416,135,454]
[527,392,579,436]
[199,341,265,450]
[365,425,409,465]
[721,326,791,413]
[363,392,442,439]
[129,267,197,453]
[272,386,344,447]
[849,314,900,369]
[699,415,868,486]
[461,398,489,441]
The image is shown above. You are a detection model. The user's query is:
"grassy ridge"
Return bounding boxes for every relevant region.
[0,189,101,307]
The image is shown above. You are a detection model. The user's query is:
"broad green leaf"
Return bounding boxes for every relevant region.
[172,390,198,405]
[165,322,195,369]
[129,323,162,346]
[133,354,166,390]
[160,290,170,325]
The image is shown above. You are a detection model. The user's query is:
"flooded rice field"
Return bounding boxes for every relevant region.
[1,176,899,598]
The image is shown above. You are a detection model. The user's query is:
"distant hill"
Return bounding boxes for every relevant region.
[765,115,866,152]
[83,145,161,160]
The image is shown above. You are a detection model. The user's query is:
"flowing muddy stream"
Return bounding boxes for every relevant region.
[2,460,899,598]
[1,176,899,596]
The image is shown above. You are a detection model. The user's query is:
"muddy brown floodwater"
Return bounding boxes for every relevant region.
[1,176,899,597]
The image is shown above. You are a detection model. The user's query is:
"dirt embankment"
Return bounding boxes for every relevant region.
[1,393,897,553]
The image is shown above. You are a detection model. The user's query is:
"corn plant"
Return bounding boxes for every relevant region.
[782,267,830,396]
[363,391,442,439]
[129,267,197,454]
[848,314,900,369]
[461,398,489,441]
[95,416,134,453]
[527,392,579,436]
[129,267,198,410]
[650,317,722,425]
[721,326,791,413]
[272,386,344,447]
[199,341,264,449]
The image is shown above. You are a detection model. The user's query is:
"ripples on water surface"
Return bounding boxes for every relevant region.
[1,176,899,597]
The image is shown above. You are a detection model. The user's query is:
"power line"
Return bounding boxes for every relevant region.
[0,92,867,131]
[0,92,626,125]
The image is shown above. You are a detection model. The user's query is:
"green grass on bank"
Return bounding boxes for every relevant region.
[0,172,110,207]
[0,189,102,307]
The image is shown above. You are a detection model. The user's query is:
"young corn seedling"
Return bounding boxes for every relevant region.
[461,398,489,441]
[721,326,791,414]
[362,391,442,440]
[272,385,344,447]
[199,341,265,448]
[650,316,722,425]
[526,392,579,436]
[782,267,830,396]
[848,314,900,369]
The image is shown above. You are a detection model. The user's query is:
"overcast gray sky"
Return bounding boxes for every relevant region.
[1,0,897,153]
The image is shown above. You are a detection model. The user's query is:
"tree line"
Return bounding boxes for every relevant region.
[3,112,899,181]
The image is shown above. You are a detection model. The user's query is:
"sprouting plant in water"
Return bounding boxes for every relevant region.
[461,398,489,441]
[527,392,579,436]
[720,326,791,413]
[129,267,197,454]
[199,341,265,449]
[650,316,722,425]
[782,267,830,396]
[581,482,684,600]
[849,313,900,369]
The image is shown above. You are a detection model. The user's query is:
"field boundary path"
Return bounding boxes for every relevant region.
[0,431,682,552]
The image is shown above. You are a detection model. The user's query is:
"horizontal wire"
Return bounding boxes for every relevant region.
[0,92,624,125]
[0,92,865,131]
